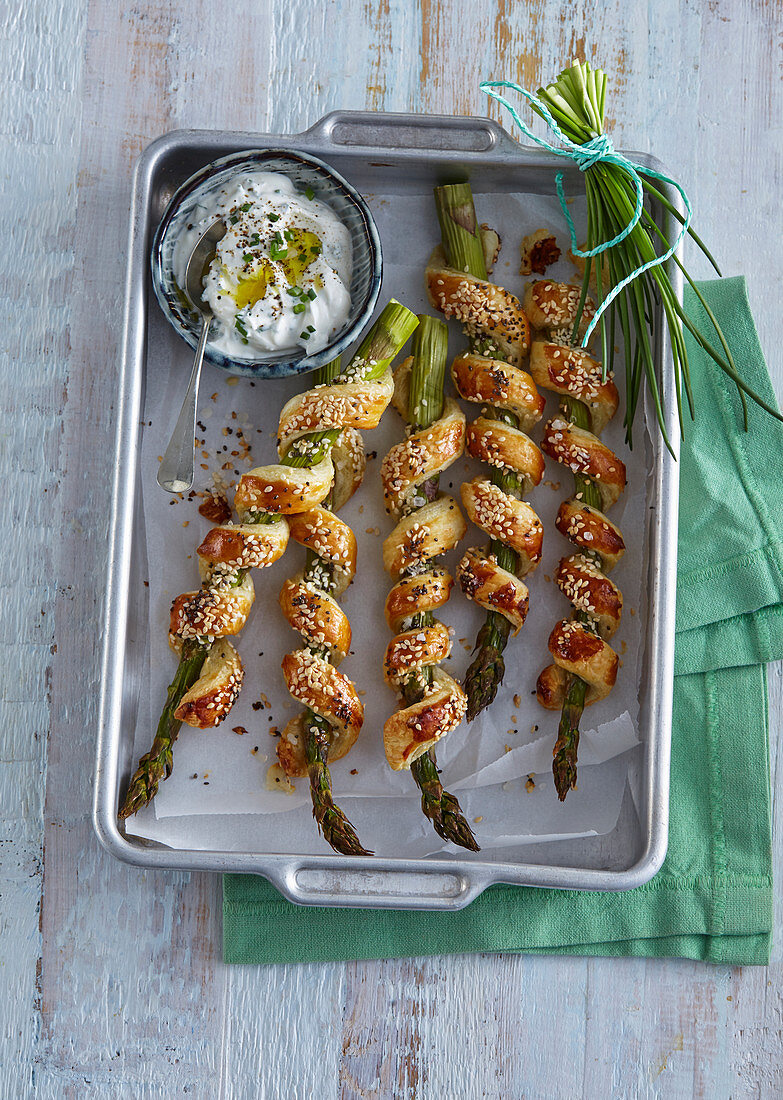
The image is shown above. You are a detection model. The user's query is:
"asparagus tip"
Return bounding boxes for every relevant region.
[307,718,373,857]
[437,791,481,851]
[552,676,585,801]
[316,806,374,858]
[118,749,171,819]
[552,735,579,801]
[119,640,208,819]
[412,753,480,852]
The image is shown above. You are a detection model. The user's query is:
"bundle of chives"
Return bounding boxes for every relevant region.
[486,60,782,451]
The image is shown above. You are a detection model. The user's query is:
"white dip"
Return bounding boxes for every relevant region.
[172,171,352,358]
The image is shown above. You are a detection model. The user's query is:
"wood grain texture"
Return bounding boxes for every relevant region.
[1,0,781,1096]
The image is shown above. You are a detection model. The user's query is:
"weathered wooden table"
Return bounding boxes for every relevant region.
[4,1,781,1096]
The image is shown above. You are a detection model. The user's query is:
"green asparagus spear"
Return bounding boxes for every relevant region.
[551,671,587,800]
[119,638,207,818]
[433,183,522,721]
[294,304,419,852]
[399,315,479,851]
[550,396,604,801]
[303,711,371,856]
[292,356,372,857]
[119,302,417,822]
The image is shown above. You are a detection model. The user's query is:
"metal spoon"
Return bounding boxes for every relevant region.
[157,218,227,493]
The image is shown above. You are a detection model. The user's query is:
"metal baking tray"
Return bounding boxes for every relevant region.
[94,111,681,908]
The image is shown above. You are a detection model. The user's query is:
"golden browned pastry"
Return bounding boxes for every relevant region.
[529,285,627,795]
[380,355,468,771]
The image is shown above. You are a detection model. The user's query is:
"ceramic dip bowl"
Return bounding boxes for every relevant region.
[151,148,382,378]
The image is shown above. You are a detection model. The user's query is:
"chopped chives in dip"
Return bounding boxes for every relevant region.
[173,170,352,357]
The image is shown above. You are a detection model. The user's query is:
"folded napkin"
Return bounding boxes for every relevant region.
[224,278,777,965]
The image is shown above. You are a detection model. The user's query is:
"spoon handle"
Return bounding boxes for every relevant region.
[157,316,212,494]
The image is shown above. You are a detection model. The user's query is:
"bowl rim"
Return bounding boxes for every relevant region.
[150,146,383,378]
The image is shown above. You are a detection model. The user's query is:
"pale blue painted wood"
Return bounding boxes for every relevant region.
[0,1,87,1096]
[2,0,781,1097]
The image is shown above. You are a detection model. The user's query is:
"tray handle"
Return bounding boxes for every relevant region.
[268,861,487,911]
[300,110,519,156]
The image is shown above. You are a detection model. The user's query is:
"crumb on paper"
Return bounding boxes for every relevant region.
[569,247,610,290]
[544,574,551,583]
[265,763,295,794]
[473,815,484,823]
[621,640,628,654]
[268,726,279,738]
[525,774,536,792]
[350,768,358,775]
[530,724,539,733]
[511,714,517,723]
[479,224,501,273]
[520,229,561,275]
[513,693,521,708]
[630,608,636,616]
[543,479,561,491]
[198,491,231,524]
[226,377,239,386]
[232,726,247,736]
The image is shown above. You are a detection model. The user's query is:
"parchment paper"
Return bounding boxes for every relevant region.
[128,187,651,860]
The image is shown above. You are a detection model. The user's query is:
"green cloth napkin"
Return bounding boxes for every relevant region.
[224,277,777,966]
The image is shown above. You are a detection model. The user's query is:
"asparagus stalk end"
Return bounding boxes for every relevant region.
[119,639,207,819]
[552,674,586,801]
[411,752,480,852]
[464,613,511,723]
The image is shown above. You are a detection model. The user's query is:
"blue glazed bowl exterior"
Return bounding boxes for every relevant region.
[151,149,383,378]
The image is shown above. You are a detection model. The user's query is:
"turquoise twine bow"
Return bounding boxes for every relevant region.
[480,79,692,348]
